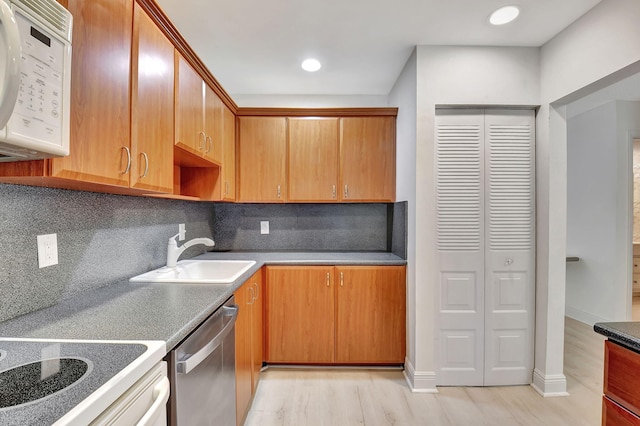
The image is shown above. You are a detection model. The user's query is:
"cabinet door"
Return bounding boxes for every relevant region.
[204,86,223,164]
[50,0,132,186]
[221,104,236,201]
[288,118,339,202]
[335,266,406,364]
[340,116,395,202]
[250,268,263,392]
[235,279,254,426]
[130,4,173,193]
[237,117,287,202]
[175,55,205,156]
[265,266,334,363]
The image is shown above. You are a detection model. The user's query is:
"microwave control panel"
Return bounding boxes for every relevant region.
[8,9,66,152]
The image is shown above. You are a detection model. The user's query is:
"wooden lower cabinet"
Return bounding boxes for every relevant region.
[235,269,263,425]
[265,266,335,363]
[603,340,640,425]
[265,265,406,365]
[335,266,406,364]
[603,396,640,425]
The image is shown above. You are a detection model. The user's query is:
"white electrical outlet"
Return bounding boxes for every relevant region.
[37,234,58,268]
[260,221,269,235]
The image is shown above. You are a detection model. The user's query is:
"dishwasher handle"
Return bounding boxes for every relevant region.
[176,305,239,374]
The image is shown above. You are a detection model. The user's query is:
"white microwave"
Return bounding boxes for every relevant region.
[0,0,72,162]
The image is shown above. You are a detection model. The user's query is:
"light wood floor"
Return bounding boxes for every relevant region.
[244,317,605,426]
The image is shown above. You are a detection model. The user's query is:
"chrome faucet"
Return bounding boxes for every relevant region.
[166,226,214,268]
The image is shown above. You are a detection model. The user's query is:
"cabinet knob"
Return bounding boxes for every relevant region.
[344,185,349,199]
[332,185,336,199]
[277,184,281,199]
[505,258,514,267]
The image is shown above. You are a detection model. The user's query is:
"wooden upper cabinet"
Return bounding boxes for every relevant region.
[265,266,335,363]
[130,3,173,193]
[50,0,133,186]
[204,86,223,164]
[334,266,406,364]
[221,104,236,201]
[175,54,205,158]
[288,118,339,202]
[237,117,287,202]
[340,116,396,202]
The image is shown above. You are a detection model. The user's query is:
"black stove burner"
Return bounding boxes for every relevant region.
[0,358,89,408]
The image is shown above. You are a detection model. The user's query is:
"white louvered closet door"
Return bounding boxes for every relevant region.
[435,109,535,387]
[435,109,485,386]
[483,110,535,386]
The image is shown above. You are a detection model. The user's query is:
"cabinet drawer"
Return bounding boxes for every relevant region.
[603,396,640,425]
[605,341,640,415]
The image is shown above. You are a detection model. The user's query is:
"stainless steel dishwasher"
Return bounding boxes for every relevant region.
[168,296,238,426]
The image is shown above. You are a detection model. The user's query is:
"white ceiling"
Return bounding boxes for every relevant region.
[155,0,601,97]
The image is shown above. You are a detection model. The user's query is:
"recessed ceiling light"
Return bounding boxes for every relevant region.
[489,5,520,25]
[301,58,321,72]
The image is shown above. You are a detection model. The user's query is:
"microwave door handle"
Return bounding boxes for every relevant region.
[176,305,239,374]
[0,1,21,129]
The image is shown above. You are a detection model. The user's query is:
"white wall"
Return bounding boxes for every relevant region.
[388,49,421,388]
[566,102,620,324]
[404,45,539,391]
[534,0,640,395]
[541,0,640,104]
[566,101,640,325]
[232,94,389,108]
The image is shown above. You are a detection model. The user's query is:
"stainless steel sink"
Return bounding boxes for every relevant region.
[129,260,256,284]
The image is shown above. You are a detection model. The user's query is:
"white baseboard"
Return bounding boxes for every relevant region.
[565,305,608,326]
[531,368,569,397]
[403,358,438,393]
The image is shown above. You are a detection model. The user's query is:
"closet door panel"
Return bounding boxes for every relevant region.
[483,109,536,386]
[435,109,485,386]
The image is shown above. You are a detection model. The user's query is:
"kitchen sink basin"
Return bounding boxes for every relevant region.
[129,260,256,284]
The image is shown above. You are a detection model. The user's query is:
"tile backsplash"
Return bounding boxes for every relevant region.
[212,203,391,251]
[0,183,214,322]
[1,183,407,323]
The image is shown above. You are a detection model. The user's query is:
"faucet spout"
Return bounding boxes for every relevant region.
[167,236,215,268]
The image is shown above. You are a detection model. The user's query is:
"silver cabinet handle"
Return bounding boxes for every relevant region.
[205,135,212,154]
[198,131,206,151]
[332,185,336,199]
[248,286,254,305]
[176,305,238,374]
[253,282,259,302]
[140,152,149,179]
[120,146,131,175]
[277,184,281,199]
[344,185,349,199]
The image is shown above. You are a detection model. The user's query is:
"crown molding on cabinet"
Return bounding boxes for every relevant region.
[236,107,398,117]
[136,0,238,113]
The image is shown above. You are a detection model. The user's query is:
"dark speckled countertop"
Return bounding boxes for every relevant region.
[594,321,640,353]
[0,251,406,352]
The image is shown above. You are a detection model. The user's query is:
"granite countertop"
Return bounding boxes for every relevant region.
[594,321,640,352]
[0,251,406,352]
